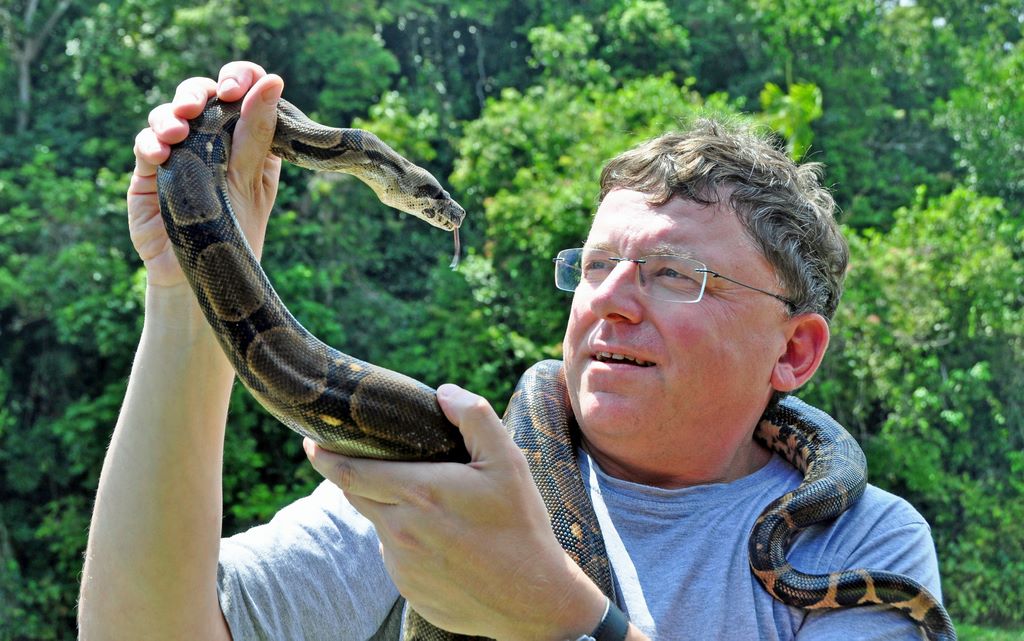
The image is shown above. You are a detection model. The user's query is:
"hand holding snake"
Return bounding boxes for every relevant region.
[131,65,283,289]
[306,384,609,640]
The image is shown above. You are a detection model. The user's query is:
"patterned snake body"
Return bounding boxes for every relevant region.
[750,400,955,638]
[158,98,468,463]
[156,97,955,641]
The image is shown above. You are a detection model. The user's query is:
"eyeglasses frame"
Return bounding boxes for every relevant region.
[552,248,796,311]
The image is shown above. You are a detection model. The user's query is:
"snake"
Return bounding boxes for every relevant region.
[155,95,956,641]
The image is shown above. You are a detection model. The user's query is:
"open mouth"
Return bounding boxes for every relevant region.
[594,351,656,367]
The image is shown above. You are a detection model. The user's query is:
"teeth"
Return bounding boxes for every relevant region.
[595,351,654,367]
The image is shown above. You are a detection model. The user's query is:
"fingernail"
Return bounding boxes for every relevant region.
[261,82,282,105]
[220,78,240,95]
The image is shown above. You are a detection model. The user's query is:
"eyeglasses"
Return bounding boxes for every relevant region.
[553,247,795,308]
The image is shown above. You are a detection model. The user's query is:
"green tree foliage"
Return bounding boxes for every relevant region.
[805,186,1024,625]
[939,38,1024,203]
[667,0,966,227]
[0,0,1020,637]
[758,81,822,160]
[600,0,691,79]
[0,152,135,639]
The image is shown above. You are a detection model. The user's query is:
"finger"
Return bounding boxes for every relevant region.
[126,159,173,264]
[303,438,443,506]
[128,199,171,262]
[217,61,268,102]
[127,165,160,227]
[170,76,218,120]
[147,103,191,146]
[133,128,168,176]
[128,167,157,195]
[436,384,512,463]
[134,78,217,175]
[230,73,283,182]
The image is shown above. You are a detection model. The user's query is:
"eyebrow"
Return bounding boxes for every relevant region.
[584,241,701,261]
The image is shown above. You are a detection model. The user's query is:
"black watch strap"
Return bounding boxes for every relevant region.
[589,598,629,641]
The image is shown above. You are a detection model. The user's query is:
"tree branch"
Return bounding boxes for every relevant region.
[24,0,71,60]
[9,0,73,133]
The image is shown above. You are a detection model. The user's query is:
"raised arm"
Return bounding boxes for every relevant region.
[78,62,282,640]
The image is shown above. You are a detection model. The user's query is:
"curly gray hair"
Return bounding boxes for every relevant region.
[599,118,848,320]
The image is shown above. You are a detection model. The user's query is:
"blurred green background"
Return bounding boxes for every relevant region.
[0,1,1021,638]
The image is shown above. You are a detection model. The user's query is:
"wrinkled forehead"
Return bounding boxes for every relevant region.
[587,189,779,285]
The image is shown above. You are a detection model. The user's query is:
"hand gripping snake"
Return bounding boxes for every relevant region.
[155,96,956,641]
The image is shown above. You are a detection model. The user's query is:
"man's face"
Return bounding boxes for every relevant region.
[561,189,793,484]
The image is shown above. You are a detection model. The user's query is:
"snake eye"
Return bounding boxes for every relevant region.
[413,183,446,200]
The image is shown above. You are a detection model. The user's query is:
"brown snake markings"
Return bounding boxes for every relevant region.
[155,97,956,641]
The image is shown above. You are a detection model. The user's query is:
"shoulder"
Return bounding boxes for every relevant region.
[787,486,947,640]
[745,458,942,605]
[822,482,933,546]
[789,483,942,598]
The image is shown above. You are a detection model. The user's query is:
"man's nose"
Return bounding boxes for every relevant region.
[587,260,645,322]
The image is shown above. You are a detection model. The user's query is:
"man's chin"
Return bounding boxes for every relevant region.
[575,390,649,433]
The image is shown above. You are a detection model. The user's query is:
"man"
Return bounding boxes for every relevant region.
[79,61,944,640]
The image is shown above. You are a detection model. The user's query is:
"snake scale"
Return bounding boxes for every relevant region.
[155,95,956,641]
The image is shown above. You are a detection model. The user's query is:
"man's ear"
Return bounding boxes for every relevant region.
[771,313,831,393]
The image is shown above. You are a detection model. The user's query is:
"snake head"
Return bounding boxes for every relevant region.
[337,138,466,232]
[403,179,467,232]
[270,98,466,232]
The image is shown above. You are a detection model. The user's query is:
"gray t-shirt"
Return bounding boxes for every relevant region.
[217,452,941,640]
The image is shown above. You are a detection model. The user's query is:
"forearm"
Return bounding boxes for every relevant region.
[79,285,233,640]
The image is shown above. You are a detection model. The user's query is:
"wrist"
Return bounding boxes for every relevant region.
[142,283,226,356]
[144,280,206,326]
[537,560,609,641]
[572,598,629,641]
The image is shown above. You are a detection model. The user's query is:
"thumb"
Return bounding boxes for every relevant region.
[437,384,511,464]
[231,74,284,180]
